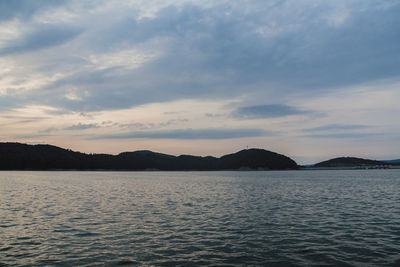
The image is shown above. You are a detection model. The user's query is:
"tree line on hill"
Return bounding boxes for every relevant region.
[0,142,298,170]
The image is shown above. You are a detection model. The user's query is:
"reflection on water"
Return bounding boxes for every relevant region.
[1,170,400,266]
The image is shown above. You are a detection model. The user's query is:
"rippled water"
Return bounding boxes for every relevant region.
[1,170,400,266]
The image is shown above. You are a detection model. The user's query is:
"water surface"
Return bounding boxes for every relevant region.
[1,170,400,266]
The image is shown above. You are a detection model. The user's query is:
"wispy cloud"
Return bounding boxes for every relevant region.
[118,119,189,130]
[302,133,377,139]
[14,133,53,139]
[64,123,99,131]
[95,128,272,140]
[303,124,369,132]
[233,104,310,119]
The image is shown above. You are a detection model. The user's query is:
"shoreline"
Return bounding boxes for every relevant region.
[0,167,399,172]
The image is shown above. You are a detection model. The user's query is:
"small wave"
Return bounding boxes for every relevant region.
[75,232,101,237]
[0,224,18,228]
[117,260,139,265]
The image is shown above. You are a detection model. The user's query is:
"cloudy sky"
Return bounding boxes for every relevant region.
[0,0,399,164]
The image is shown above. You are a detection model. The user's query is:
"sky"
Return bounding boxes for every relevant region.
[0,0,399,164]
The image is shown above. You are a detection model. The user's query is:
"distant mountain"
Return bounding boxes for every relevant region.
[314,157,388,168]
[382,159,400,164]
[0,142,298,170]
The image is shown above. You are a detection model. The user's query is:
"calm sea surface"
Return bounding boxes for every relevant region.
[1,170,400,266]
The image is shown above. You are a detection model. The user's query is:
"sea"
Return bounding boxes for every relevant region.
[1,170,399,266]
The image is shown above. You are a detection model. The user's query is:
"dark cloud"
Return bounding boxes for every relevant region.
[53,2,400,111]
[95,128,272,140]
[0,24,82,55]
[0,0,66,21]
[1,1,400,113]
[234,104,309,119]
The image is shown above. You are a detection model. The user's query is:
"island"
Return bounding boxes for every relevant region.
[312,157,390,169]
[0,142,298,171]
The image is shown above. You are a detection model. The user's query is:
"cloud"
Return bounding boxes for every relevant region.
[1,1,400,112]
[95,128,272,140]
[64,123,99,131]
[300,124,376,139]
[118,119,188,130]
[302,133,376,139]
[39,127,58,133]
[233,104,309,119]
[0,95,24,111]
[0,1,399,162]
[14,133,53,139]
[38,123,100,133]
[303,124,369,132]
[205,113,224,118]
[0,24,82,55]
[0,0,66,21]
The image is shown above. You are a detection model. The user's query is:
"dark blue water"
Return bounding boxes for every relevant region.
[1,170,400,266]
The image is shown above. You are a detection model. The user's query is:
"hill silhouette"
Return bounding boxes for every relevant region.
[314,157,388,168]
[0,142,298,170]
[383,159,400,165]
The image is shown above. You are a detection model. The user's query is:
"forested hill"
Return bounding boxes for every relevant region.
[0,142,298,170]
[314,157,388,168]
